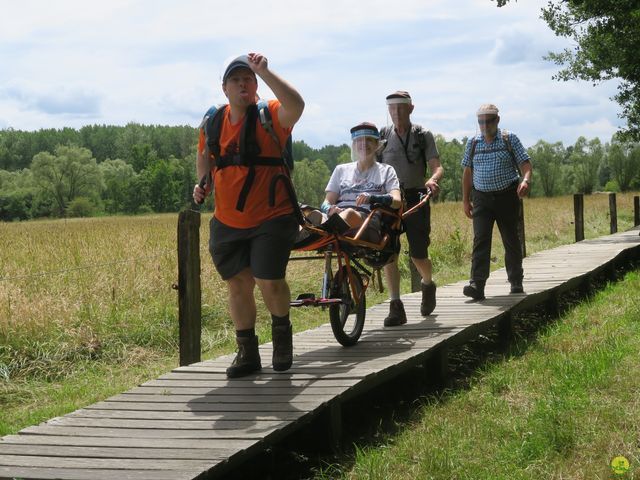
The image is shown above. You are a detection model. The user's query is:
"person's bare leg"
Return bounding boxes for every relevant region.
[410,256,432,284]
[255,278,290,316]
[227,268,257,330]
[412,256,437,315]
[382,255,407,326]
[225,268,261,378]
[255,277,293,372]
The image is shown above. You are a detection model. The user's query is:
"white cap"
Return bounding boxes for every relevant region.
[476,103,499,116]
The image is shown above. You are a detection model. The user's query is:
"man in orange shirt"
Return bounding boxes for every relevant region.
[193,53,304,378]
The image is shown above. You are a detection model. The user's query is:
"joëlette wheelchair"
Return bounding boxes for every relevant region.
[285,182,432,347]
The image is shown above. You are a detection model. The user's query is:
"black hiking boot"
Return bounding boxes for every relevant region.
[226,335,261,379]
[510,282,524,294]
[421,281,437,316]
[272,323,293,372]
[463,283,485,300]
[384,299,407,327]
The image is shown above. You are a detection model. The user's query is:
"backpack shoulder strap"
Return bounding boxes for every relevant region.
[376,126,391,162]
[413,124,428,169]
[257,99,294,173]
[501,129,521,175]
[239,104,260,159]
[204,105,227,159]
[469,137,478,167]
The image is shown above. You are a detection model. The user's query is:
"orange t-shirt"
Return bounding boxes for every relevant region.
[198,100,294,229]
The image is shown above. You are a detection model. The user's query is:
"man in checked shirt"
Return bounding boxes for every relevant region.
[461,104,533,300]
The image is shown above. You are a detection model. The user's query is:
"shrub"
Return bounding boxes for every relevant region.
[67,197,95,217]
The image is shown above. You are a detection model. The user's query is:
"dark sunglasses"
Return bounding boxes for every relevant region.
[478,117,497,125]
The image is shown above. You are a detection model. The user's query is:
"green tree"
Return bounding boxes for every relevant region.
[435,135,464,202]
[569,137,601,194]
[528,140,565,197]
[31,145,102,216]
[99,159,137,213]
[497,0,640,139]
[141,157,189,212]
[292,158,331,207]
[608,136,640,191]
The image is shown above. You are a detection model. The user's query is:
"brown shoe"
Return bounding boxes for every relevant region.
[384,299,407,327]
[226,335,261,378]
[421,281,437,316]
[272,323,293,372]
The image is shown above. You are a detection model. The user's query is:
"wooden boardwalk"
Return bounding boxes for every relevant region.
[1,227,639,479]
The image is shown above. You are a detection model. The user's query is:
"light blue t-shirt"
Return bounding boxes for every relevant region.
[326,162,400,210]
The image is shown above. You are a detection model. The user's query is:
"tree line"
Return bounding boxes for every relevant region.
[1,125,639,222]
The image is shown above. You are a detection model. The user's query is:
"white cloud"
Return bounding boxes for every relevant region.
[0,0,624,149]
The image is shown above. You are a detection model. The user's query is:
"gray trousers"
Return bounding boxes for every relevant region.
[470,186,523,287]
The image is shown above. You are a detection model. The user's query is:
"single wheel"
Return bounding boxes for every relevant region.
[329,266,366,346]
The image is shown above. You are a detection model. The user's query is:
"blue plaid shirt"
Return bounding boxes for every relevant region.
[461,129,530,192]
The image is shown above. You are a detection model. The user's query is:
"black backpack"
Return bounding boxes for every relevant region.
[377,124,429,170]
[200,101,301,220]
[201,99,293,171]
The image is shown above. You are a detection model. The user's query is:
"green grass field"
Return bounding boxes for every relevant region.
[0,192,638,438]
[313,270,640,480]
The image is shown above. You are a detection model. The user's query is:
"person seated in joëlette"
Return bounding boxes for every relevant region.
[316,122,401,239]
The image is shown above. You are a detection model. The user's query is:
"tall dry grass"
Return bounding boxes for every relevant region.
[0,192,637,385]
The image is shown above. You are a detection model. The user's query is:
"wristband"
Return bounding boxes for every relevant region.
[368,194,393,206]
[320,200,332,214]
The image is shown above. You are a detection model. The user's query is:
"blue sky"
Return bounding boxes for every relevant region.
[0,0,623,149]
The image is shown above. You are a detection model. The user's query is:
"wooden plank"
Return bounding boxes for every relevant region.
[0,454,209,471]
[47,417,290,431]
[0,444,231,461]
[0,466,197,480]
[126,386,349,396]
[19,426,278,439]
[109,393,336,403]
[67,409,303,421]
[84,401,316,412]
[1,434,255,450]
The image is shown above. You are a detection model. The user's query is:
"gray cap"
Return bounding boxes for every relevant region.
[222,55,253,82]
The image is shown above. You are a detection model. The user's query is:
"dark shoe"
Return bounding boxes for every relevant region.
[322,213,351,234]
[463,283,485,300]
[384,299,407,326]
[272,323,293,372]
[420,281,437,316]
[226,335,261,378]
[510,283,524,294]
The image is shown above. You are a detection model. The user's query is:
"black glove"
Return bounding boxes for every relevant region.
[368,194,393,206]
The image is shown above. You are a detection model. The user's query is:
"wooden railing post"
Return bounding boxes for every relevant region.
[634,196,640,226]
[573,193,584,242]
[518,198,526,258]
[609,193,617,234]
[177,209,202,366]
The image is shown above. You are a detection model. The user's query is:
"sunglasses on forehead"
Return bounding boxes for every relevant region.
[478,116,498,125]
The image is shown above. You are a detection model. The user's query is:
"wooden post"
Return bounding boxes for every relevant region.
[546,290,560,318]
[518,198,526,258]
[497,313,514,349]
[328,401,342,451]
[609,193,617,234]
[634,196,639,226]
[424,344,450,389]
[177,209,202,366]
[573,194,584,242]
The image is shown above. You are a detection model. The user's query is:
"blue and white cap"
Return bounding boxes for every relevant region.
[222,54,253,82]
[350,122,380,140]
